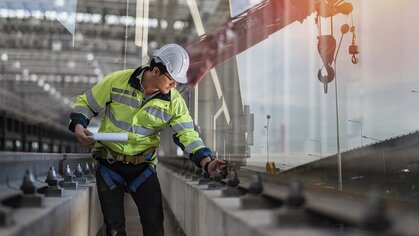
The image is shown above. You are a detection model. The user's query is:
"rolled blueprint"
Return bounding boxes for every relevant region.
[89,133,128,141]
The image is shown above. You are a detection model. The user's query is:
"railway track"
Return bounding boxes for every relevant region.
[160,156,419,236]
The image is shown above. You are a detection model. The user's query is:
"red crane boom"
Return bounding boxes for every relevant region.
[185,0,317,87]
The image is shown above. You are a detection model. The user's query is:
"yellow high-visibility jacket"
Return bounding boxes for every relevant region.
[68,66,212,166]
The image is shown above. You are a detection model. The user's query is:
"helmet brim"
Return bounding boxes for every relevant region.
[172,74,188,84]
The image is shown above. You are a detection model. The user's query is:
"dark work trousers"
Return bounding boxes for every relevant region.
[96,159,164,236]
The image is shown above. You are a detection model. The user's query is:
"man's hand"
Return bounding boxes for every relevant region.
[201,158,228,177]
[74,124,95,145]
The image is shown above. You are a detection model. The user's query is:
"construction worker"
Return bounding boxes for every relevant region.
[68,43,227,236]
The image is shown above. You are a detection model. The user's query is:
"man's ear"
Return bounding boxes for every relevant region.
[152,67,160,76]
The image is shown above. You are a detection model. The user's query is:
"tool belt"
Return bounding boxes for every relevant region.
[92,143,156,165]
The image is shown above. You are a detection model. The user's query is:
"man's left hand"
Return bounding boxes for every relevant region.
[207,159,228,177]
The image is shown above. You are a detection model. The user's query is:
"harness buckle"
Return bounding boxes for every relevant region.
[122,155,130,165]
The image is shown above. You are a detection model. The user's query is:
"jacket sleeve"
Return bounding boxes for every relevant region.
[68,73,114,132]
[169,95,212,167]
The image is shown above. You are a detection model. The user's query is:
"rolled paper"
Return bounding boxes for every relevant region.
[89,133,128,141]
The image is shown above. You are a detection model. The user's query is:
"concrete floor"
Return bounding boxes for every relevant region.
[124,193,183,236]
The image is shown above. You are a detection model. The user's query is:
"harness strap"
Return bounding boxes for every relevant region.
[98,164,125,191]
[92,143,156,165]
[97,164,156,193]
[127,166,156,192]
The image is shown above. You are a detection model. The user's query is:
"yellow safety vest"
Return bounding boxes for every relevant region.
[69,66,211,166]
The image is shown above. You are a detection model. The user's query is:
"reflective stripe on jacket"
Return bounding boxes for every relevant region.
[69,66,212,166]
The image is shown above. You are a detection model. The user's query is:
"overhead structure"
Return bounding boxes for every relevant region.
[185,0,316,87]
[184,0,358,92]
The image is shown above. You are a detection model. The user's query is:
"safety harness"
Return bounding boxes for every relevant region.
[92,143,157,192]
[98,163,155,193]
[92,142,156,165]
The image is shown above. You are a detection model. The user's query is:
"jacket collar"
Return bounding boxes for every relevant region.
[128,66,171,101]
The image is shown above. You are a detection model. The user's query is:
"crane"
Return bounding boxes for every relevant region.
[185,0,358,93]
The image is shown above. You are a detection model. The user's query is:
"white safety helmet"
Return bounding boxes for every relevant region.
[152,44,189,83]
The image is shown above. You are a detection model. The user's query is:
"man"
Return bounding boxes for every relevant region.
[68,43,227,236]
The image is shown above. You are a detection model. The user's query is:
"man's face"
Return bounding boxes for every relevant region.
[157,71,177,94]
